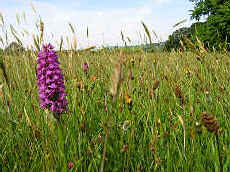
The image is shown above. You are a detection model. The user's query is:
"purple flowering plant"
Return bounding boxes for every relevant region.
[82,62,89,75]
[36,44,68,118]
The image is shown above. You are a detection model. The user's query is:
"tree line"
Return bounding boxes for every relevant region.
[165,0,230,51]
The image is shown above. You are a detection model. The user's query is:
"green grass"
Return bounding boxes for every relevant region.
[0,48,230,171]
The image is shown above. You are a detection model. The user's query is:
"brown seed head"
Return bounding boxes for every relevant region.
[153,80,160,91]
[201,112,219,134]
[80,120,86,132]
[40,21,44,33]
[174,85,184,104]
[120,144,129,153]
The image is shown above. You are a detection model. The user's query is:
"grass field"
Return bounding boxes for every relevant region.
[0,46,230,171]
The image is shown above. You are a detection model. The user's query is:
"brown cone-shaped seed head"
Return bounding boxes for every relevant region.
[153,80,160,91]
[201,112,219,134]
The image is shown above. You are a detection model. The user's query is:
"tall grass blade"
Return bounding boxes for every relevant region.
[152,29,159,42]
[178,115,186,152]
[10,25,23,46]
[173,19,187,28]
[33,34,40,51]
[23,11,26,23]
[196,36,207,54]
[86,26,89,38]
[39,18,44,45]
[73,34,77,50]
[66,36,70,50]
[10,25,18,35]
[59,36,63,52]
[127,36,131,43]
[120,31,125,42]
[16,13,20,25]
[5,30,8,45]
[0,37,4,46]
[68,22,75,34]
[23,29,29,36]
[0,12,4,25]
[141,21,152,44]
[30,0,37,14]
[0,55,9,87]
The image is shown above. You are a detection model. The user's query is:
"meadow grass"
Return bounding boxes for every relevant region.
[0,47,230,171]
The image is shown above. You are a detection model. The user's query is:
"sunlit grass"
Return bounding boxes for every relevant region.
[0,47,230,171]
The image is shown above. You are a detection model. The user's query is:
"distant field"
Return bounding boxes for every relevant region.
[0,48,230,171]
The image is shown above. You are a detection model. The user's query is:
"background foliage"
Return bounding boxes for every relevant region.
[165,0,230,51]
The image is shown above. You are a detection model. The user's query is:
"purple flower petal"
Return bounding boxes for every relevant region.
[36,43,68,115]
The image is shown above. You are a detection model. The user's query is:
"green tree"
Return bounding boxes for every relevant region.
[164,27,192,51]
[189,0,230,49]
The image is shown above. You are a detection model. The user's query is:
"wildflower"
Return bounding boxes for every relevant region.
[122,120,131,131]
[98,135,103,142]
[36,44,68,118]
[68,161,74,170]
[82,62,89,75]
[184,67,192,77]
[153,56,157,63]
[124,93,132,105]
[124,93,133,110]
[130,58,135,66]
[91,76,96,81]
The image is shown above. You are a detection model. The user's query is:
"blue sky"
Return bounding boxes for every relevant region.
[0,0,194,48]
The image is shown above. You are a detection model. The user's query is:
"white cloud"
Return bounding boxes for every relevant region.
[0,0,190,49]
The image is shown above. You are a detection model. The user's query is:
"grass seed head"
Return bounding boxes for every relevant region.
[174,85,184,104]
[129,71,134,80]
[72,34,77,50]
[152,80,160,91]
[201,112,219,134]
[40,21,44,33]
[120,144,128,153]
